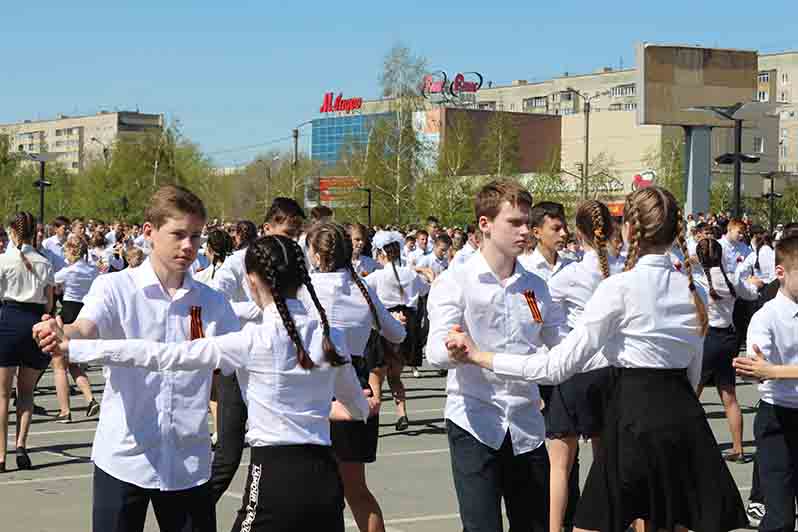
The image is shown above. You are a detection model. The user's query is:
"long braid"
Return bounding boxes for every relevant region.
[578,200,612,279]
[623,205,642,272]
[348,262,382,332]
[719,263,738,299]
[13,212,35,272]
[294,242,346,367]
[676,209,708,336]
[384,241,405,298]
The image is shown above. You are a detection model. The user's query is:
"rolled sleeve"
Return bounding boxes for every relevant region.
[77,275,114,336]
[425,273,464,369]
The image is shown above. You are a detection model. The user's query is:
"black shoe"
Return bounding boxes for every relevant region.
[0,462,5,473]
[16,448,31,470]
[55,412,72,424]
[395,416,409,431]
[33,404,48,416]
[86,399,100,418]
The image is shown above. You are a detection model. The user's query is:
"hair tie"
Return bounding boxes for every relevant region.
[594,228,604,240]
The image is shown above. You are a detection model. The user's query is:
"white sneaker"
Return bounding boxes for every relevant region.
[746,502,765,527]
[412,368,421,378]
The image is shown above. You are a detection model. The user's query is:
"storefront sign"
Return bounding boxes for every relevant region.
[320,92,363,114]
[421,71,483,99]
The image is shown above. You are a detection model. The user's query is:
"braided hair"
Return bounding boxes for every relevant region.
[308,222,382,332]
[206,229,234,279]
[623,187,708,336]
[381,241,405,298]
[244,235,345,370]
[575,200,612,279]
[10,212,37,272]
[696,238,737,300]
[235,220,258,250]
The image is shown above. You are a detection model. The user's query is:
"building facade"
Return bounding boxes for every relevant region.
[758,52,798,174]
[0,111,164,172]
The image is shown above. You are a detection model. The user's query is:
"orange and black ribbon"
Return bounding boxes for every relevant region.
[190,306,205,340]
[523,290,544,324]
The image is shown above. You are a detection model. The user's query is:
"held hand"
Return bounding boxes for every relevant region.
[391,311,407,326]
[445,325,478,364]
[746,276,765,289]
[33,316,68,356]
[733,344,772,380]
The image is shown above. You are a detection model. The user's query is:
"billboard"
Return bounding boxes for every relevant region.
[305,176,362,208]
[637,43,758,127]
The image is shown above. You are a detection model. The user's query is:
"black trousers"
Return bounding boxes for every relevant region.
[446,420,550,532]
[92,465,215,532]
[754,401,798,532]
[231,445,344,532]
[210,373,248,503]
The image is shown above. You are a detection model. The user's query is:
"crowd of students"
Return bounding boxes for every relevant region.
[0,180,796,532]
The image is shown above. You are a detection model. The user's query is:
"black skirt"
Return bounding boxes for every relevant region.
[574,367,747,532]
[700,326,738,389]
[331,357,379,463]
[60,300,84,325]
[387,305,420,367]
[545,367,611,439]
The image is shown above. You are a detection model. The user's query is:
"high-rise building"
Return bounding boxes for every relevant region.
[758,52,798,173]
[0,111,164,172]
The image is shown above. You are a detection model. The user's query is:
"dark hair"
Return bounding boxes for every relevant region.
[624,186,707,335]
[10,212,37,271]
[309,223,382,332]
[404,234,416,243]
[466,224,477,235]
[416,229,429,238]
[575,200,612,279]
[776,235,798,269]
[51,216,70,229]
[206,229,234,278]
[696,238,737,300]
[144,185,207,228]
[378,241,405,297]
[782,223,798,240]
[753,229,773,273]
[530,201,566,229]
[434,233,452,247]
[264,197,306,225]
[426,216,440,225]
[244,235,345,369]
[310,205,333,222]
[235,220,258,250]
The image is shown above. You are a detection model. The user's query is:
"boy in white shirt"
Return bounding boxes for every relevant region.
[416,233,451,277]
[519,201,571,281]
[427,180,567,532]
[34,186,239,532]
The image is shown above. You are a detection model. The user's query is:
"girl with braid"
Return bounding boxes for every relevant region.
[366,230,432,431]
[446,187,748,532]
[0,212,55,472]
[544,200,623,532]
[694,237,758,463]
[41,235,369,532]
[305,222,406,532]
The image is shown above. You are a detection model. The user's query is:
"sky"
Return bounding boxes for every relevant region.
[3,1,796,167]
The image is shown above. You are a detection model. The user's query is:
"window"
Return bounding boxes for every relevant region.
[624,103,638,111]
[758,91,769,102]
[608,103,623,111]
[71,162,79,169]
[782,128,788,139]
[611,84,636,97]
[560,108,574,115]
[560,91,573,102]
[753,136,765,153]
[759,72,770,83]
[524,96,547,109]
[780,92,789,103]
[783,73,789,83]
[780,145,788,157]
[55,129,63,136]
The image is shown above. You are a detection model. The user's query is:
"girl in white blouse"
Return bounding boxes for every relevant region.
[446,187,748,532]
[306,222,406,532]
[0,212,55,472]
[46,235,369,532]
[349,223,380,277]
[365,230,431,431]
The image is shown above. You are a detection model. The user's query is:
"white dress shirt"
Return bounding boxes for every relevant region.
[719,236,752,281]
[491,254,708,391]
[88,246,124,271]
[450,241,477,269]
[211,247,262,324]
[405,246,430,267]
[42,235,66,261]
[748,291,798,408]
[549,249,624,331]
[736,245,776,285]
[73,258,240,490]
[70,299,368,448]
[54,259,99,303]
[416,253,448,276]
[517,247,572,282]
[426,251,568,454]
[133,234,152,255]
[0,244,54,304]
[352,256,380,277]
[694,266,758,329]
[365,263,430,310]
[301,270,406,357]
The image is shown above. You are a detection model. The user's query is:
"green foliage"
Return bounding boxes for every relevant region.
[480,112,520,177]
[642,136,685,204]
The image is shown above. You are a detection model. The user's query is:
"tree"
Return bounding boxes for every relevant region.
[480,112,520,177]
[642,136,685,204]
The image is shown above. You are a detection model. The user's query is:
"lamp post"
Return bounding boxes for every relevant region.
[357,187,372,227]
[90,137,109,166]
[292,121,313,200]
[15,151,62,224]
[761,171,784,235]
[566,87,607,199]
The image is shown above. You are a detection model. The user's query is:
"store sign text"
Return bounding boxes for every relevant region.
[320,92,363,114]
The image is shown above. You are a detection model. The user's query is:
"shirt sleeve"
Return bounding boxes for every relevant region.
[333,364,370,422]
[413,272,431,297]
[54,266,69,285]
[425,271,464,369]
[492,279,624,384]
[539,283,569,348]
[68,329,255,375]
[746,309,773,363]
[77,274,115,336]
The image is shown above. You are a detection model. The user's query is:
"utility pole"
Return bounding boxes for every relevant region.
[583,100,591,199]
[292,128,299,199]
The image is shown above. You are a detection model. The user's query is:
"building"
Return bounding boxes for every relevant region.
[758,51,798,174]
[0,111,164,172]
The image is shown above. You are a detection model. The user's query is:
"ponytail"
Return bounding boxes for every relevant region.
[676,211,708,336]
[12,212,36,272]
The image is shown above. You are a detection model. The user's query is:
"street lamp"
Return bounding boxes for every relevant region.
[13,150,63,224]
[90,137,110,166]
[357,187,372,227]
[566,87,608,199]
[761,171,785,235]
[292,121,313,199]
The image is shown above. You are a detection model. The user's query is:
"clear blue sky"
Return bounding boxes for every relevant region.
[4,1,796,167]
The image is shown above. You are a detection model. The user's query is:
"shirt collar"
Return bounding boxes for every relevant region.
[635,253,673,269]
[775,290,798,318]
[131,257,197,296]
[531,247,563,273]
[473,250,524,286]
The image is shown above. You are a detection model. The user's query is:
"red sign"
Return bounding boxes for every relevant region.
[320,92,363,114]
[421,71,483,99]
[450,73,483,95]
[318,176,361,202]
[632,170,656,190]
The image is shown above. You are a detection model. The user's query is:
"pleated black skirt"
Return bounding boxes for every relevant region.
[574,367,747,532]
[545,367,611,439]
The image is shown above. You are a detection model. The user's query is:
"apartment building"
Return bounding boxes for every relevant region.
[758,52,798,174]
[0,111,164,172]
